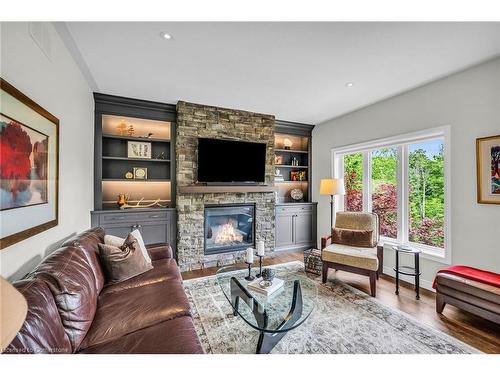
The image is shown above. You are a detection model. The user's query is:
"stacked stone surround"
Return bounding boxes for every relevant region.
[176,101,276,271]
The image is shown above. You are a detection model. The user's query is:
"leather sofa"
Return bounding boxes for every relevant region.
[435,273,500,325]
[4,227,204,354]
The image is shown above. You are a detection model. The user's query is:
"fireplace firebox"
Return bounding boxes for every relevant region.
[204,204,255,255]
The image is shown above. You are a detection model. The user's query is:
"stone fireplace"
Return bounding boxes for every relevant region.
[176,101,275,271]
[204,204,255,255]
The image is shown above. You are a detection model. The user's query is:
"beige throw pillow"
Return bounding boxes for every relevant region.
[98,233,153,284]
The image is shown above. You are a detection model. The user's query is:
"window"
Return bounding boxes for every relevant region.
[371,147,398,239]
[343,153,363,212]
[333,127,450,260]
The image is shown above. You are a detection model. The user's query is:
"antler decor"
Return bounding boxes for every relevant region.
[120,198,168,209]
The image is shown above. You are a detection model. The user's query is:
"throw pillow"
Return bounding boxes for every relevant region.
[332,228,375,248]
[104,231,152,264]
[98,233,153,284]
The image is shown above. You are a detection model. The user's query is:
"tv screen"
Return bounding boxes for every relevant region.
[197,138,266,184]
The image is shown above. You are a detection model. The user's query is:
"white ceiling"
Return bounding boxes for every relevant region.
[64,22,500,124]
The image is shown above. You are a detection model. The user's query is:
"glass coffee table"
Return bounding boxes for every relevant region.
[215,264,317,354]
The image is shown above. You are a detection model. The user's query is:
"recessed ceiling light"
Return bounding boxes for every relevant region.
[345,82,354,87]
[160,32,172,40]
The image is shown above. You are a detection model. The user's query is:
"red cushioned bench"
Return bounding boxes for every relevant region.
[433,265,500,324]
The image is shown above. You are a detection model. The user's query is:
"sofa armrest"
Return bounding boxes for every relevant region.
[146,243,173,261]
[321,235,332,250]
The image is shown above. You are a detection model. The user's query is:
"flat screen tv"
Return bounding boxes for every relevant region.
[197,138,266,184]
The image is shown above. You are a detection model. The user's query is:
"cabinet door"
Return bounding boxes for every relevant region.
[294,211,313,244]
[275,214,294,248]
[138,221,169,245]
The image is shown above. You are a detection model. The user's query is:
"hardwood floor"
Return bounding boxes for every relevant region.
[182,251,500,353]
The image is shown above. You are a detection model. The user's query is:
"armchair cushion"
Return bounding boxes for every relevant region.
[322,243,379,271]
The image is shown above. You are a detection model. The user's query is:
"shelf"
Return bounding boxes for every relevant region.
[178,185,278,194]
[275,165,308,169]
[102,178,171,182]
[103,134,171,143]
[102,156,171,163]
[275,148,308,154]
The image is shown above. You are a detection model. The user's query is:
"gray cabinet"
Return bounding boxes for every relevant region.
[91,208,177,258]
[275,203,317,252]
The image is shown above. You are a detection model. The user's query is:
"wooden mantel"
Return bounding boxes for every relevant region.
[178,185,278,194]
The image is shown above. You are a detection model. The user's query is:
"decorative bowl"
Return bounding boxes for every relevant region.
[261,268,276,282]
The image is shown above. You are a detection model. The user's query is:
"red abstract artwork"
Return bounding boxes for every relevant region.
[0,114,48,210]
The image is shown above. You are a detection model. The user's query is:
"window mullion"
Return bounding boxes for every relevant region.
[399,145,408,244]
[363,151,371,212]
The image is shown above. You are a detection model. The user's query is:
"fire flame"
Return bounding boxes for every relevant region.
[215,223,243,244]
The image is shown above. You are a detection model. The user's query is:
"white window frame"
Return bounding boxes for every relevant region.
[331,126,452,264]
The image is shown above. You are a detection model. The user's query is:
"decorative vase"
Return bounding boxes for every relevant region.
[117,194,128,208]
[261,268,276,282]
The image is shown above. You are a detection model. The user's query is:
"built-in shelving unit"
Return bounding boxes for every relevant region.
[274,120,314,203]
[93,94,177,210]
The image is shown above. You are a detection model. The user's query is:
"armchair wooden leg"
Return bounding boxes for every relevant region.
[322,262,329,283]
[436,293,446,314]
[369,271,377,297]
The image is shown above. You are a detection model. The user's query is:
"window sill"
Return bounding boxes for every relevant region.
[381,239,451,265]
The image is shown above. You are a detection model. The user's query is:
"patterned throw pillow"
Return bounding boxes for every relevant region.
[98,233,153,284]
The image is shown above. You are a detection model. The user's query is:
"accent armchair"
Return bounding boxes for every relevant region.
[321,211,384,297]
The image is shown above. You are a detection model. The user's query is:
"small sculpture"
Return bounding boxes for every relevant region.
[127,124,135,136]
[117,194,129,208]
[261,268,276,282]
[117,120,127,136]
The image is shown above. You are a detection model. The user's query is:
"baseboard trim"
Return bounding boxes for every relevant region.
[383,266,434,292]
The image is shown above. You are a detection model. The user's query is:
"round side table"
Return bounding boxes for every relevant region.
[392,245,422,300]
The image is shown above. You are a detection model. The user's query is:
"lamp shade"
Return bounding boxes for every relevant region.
[0,277,27,351]
[319,178,346,196]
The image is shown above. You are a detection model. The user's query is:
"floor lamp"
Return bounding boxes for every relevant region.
[320,178,346,229]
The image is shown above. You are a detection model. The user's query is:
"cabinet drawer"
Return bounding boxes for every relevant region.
[99,211,169,224]
[276,204,315,214]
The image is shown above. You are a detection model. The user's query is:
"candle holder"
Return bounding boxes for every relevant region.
[245,262,255,281]
[255,255,264,278]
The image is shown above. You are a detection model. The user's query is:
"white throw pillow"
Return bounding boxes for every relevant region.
[104,231,152,264]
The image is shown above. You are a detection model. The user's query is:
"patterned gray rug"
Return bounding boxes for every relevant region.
[183,261,479,354]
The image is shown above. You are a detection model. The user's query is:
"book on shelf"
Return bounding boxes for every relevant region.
[247,277,284,296]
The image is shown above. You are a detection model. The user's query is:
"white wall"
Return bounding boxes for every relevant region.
[313,58,500,289]
[1,23,94,279]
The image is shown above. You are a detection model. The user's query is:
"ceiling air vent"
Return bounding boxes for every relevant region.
[29,22,52,61]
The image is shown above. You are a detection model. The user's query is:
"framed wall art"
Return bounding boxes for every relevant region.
[476,134,500,204]
[0,79,59,249]
[127,141,151,159]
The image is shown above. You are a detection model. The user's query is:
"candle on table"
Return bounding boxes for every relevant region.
[246,248,254,264]
[257,241,265,256]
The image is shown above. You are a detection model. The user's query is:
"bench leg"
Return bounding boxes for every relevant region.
[369,271,377,297]
[436,293,446,313]
[322,263,329,283]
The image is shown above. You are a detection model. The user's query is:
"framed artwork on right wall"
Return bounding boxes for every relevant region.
[476,134,500,204]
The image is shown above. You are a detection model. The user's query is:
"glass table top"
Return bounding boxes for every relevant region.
[215,264,318,333]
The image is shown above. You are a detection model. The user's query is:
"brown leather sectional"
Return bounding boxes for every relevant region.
[4,227,203,354]
[435,273,500,325]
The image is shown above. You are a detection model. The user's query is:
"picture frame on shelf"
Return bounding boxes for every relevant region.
[290,170,306,181]
[133,167,148,180]
[275,154,283,165]
[476,134,500,204]
[127,141,151,159]
[0,78,59,249]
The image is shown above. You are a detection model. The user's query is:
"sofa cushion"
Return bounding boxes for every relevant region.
[62,227,106,293]
[5,279,72,354]
[322,243,379,271]
[99,259,182,296]
[98,234,153,284]
[78,316,203,354]
[27,246,100,351]
[78,279,191,350]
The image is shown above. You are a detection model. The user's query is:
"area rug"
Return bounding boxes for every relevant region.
[183,261,479,354]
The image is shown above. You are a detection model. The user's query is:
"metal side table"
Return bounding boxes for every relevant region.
[392,245,422,300]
